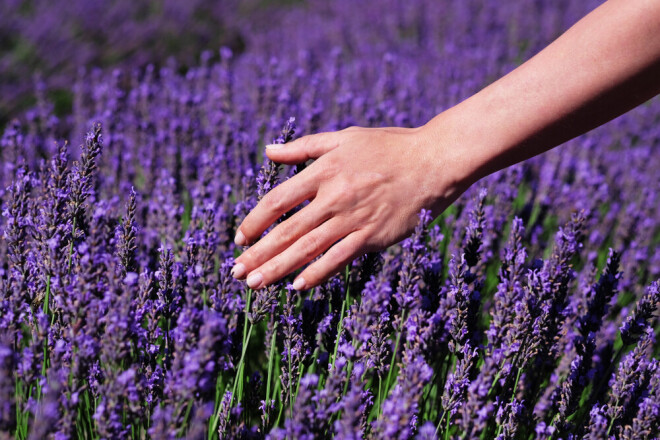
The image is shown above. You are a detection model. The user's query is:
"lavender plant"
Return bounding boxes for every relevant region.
[1,0,659,439]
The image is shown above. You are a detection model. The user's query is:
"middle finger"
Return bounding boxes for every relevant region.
[232,198,332,279]
[244,215,351,289]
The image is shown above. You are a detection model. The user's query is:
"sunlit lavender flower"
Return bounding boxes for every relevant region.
[249,284,280,325]
[116,187,138,277]
[440,344,478,424]
[446,255,480,353]
[67,123,103,231]
[487,216,527,347]
[375,346,433,439]
[279,284,307,410]
[257,118,296,201]
[463,187,487,268]
[270,374,319,440]
[334,363,373,439]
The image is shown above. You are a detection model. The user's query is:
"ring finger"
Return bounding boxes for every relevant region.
[232,198,330,279]
[244,216,351,290]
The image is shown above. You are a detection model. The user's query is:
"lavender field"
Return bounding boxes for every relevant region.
[1,0,659,439]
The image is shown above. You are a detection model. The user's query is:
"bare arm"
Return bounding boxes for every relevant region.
[432,0,660,183]
[231,0,660,291]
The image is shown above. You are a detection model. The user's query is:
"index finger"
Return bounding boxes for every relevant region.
[235,165,320,246]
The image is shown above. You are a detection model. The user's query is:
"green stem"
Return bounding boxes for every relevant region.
[329,268,351,381]
[14,378,21,439]
[237,289,253,404]
[444,413,451,440]
[41,275,51,379]
[435,409,447,437]
[82,389,94,440]
[487,369,503,396]
[68,218,76,273]
[233,324,254,409]
[306,346,321,376]
[606,398,619,436]
[179,401,194,436]
[275,400,285,428]
[288,345,293,413]
[209,317,254,436]
[264,322,278,428]
[384,308,408,397]
[377,374,382,416]
[495,367,523,438]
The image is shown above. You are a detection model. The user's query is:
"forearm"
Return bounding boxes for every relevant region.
[424,0,660,185]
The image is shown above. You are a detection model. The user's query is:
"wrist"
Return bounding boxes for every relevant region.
[416,110,485,207]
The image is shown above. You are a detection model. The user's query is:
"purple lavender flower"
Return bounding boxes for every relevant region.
[394,209,432,312]
[440,344,478,428]
[249,284,280,325]
[270,374,319,440]
[333,363,373,439]
[2,166,33,311]
[446,255,480,353]
[620,280,660,345]
[494,398,524,440]
[1,2,659,438]
[279,284,307,410]
[487,216,527,348]
[116,187,138,277]
[605,328,657,437]
[462,187,487,269]
[620,363,659,439]
[257,118,296,201]
[576,249,621,340]
[582,404,609,440]
[0,340,16,432]
[375,346,433,440]
[67,123,102,231]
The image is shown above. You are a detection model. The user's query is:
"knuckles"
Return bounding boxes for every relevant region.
[264,256,283,277]
[273,222,298,246]
[299,233,324,260]
[315,154,341,181]
[261,191,285,214]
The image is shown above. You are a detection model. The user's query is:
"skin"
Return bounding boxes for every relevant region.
[231,0,660,291]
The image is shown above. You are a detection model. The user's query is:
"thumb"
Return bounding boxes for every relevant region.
[265,132,341,164]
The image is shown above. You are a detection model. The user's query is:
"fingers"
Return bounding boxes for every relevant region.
[265,131,342,165]
[235,167,319,246]
[242,217,351,290]
[232,199,331,278]
[292,229,368,291]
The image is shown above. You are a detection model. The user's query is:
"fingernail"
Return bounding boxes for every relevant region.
[265,143,284,150]
[234,230,246,246]
[247,272,263,289]
[292,277,306,291]
[231,262,246,279]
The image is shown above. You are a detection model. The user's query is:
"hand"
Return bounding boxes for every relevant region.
[230,123,469,291]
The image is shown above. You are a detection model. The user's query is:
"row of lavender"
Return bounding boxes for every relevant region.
[1,0,659,438]
[0,0,243,124]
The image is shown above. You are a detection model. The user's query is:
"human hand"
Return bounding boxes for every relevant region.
[230,123,470,291]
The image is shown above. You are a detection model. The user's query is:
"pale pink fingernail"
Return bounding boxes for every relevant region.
[247,272,263,289]
[265,143,284,150]
[231,262,246,279]
[292,277,306,291]
[234,230,246,246]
